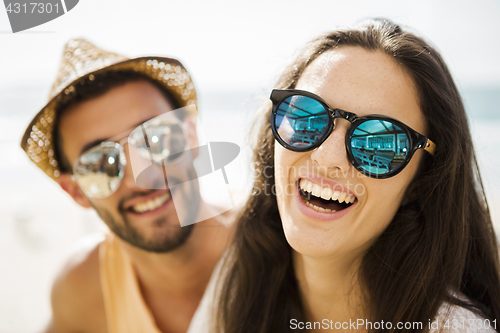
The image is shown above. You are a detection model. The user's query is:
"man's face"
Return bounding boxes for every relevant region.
[58,80,194,252]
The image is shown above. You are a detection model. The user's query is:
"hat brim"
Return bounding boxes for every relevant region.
[20,56,197,180]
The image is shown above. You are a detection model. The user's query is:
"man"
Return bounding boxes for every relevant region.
[20,39,234,333]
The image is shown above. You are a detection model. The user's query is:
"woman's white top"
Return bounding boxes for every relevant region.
[187,260,497,333]
[429,302,496,333]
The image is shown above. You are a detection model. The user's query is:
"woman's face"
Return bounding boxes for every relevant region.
[274,46,427,259]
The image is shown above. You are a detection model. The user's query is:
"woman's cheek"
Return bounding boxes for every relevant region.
[274,144,288,213]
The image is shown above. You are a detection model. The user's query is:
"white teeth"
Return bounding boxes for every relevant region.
[311,184,323,197]
[299,179,356,203]
[344,195,352,203]
[154,195,164,207]
[131,192,171,213]
[320,187,333,200]
[307,181,313,193]
[147,201,155,210]
[306,201,335,213]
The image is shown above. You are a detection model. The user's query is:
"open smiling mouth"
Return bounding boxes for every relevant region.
[128,190,173,214]
[298,179,357,213]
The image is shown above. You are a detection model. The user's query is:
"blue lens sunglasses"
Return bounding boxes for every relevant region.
[270,89,436,179]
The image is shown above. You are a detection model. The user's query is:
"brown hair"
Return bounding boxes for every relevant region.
[216,19,500,332]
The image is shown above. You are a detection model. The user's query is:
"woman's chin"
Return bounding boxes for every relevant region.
[281,221,344,258]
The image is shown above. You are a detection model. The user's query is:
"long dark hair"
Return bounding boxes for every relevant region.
[216,19,500,332]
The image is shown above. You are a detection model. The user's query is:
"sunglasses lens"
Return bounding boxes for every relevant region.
[129,118,187,163]
[274,95,329,150]
[73,143,126,198]
[350,119,410,176]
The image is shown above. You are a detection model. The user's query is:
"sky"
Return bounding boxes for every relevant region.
[1,0,499,98]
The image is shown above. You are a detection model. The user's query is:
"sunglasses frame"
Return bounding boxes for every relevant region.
[270,89,436,179]
[72,116,189,198]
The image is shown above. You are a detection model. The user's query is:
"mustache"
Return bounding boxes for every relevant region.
[117,175,183,213]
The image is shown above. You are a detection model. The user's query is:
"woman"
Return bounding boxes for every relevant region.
[191,19,500,333]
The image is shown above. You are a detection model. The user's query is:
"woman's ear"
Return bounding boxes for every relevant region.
[57,174,93,208]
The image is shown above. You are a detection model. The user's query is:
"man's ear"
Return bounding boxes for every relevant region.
[57,174,93,208]
[185,115,200,159]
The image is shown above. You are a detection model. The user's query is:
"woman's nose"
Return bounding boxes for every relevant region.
[310,119,352,175]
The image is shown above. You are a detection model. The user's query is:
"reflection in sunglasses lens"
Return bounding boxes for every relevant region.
[350,120,409,176]
[129,120,187,163]
[275,95,329,149]
[74,143,126,198]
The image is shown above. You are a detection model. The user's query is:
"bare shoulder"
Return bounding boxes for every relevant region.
[430,302,496,333]
[47,234,107,333]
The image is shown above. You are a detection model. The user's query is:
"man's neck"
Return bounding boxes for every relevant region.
[115,201,233,333]
[119,201,232,297]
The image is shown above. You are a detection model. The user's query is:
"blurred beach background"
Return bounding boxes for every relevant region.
[1,0,500,332]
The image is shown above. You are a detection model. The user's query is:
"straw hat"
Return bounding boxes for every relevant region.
[20,38,197,181]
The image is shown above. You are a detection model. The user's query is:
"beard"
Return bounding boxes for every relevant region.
[90,186,198,253]
[90,163,201,252]
[98,205,195,253]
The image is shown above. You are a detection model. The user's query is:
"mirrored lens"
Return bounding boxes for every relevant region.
[73,143,126,198]
[274,95,329,149]
[128,118,187,163]
[350,119,409,176]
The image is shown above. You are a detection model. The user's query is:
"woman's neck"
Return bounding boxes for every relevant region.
[293,250,367,331]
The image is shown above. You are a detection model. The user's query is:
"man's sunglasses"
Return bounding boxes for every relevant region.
[72,116,188,198]
[270,89,436,179]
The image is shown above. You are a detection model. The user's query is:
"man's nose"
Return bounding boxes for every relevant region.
[310,119,352,175]
[121,143,165,190]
